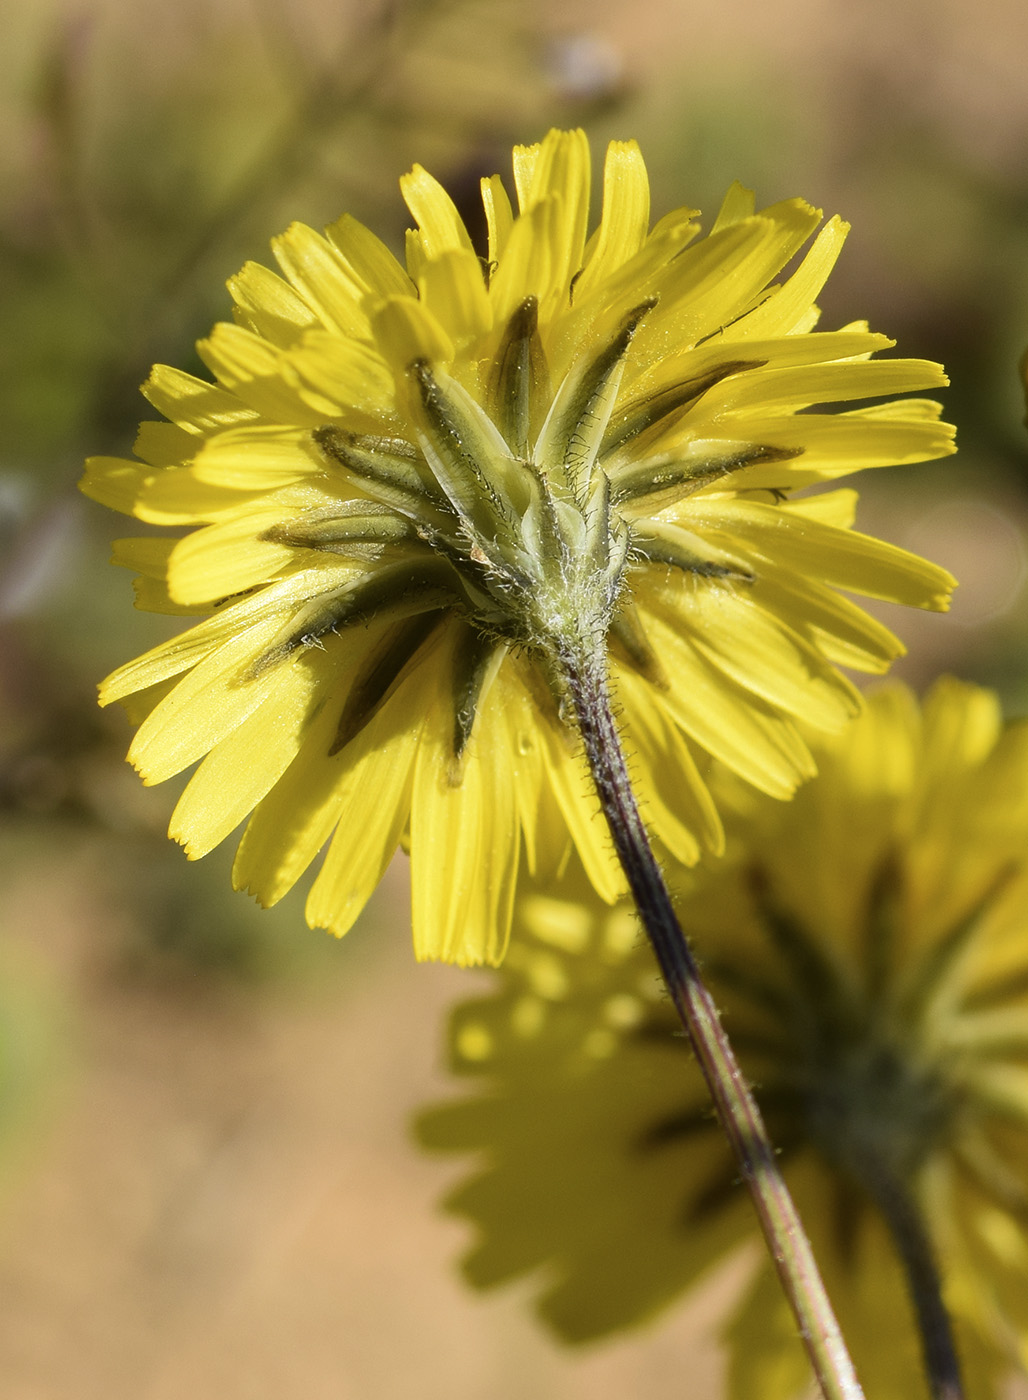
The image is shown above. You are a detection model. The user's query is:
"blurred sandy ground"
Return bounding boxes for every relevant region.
[0,844,745,1400]
[3,0,1028,1395]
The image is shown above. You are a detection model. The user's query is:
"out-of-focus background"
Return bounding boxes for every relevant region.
[2,0,1028,1395]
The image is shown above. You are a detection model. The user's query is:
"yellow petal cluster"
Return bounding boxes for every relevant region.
[84,129,955,963]
[417,680,1028,1399]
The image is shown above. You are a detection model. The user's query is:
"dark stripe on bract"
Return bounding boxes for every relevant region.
[330,611,446,755]
[607,604,667,687]
[537,299,656,500]
[487,296,549,457]
[261,506,416,555]
[246,557,462,680]
[312,426,451,521]
[631,521,754,580]
[450,625,505,764]
[411,360,514,535]
[601,359,767,458]
[610,443,799,509]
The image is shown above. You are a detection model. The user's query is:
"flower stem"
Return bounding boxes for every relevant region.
[858,1156,966,1400]
[564,651,865,1400]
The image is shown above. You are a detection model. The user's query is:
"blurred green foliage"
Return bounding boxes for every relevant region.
[1,0,580,469]
[0,0,606,1184]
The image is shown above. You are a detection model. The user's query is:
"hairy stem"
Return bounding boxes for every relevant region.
[564,651,865,1400]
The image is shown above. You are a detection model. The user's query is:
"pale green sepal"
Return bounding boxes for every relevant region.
[533,301,655,500]
[632,520,754,579]
[410,361,535,548]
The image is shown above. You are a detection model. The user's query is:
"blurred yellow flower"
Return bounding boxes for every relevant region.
[83,129,954,964]
[417,680,1028,1399]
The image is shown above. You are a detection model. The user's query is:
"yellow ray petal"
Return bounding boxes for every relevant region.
[324,212,415,299]
[271,221,371,339]
[575,140,651,300]
[693,498,956,609]
[551,213,699,380]
[481,173,514,267]
[729,215,849,340]
[635,203,822,356]
[190,425,322,489]
[416,247,493,351]
[228,259,319,347]
[780,488,858,529]
[710,181,756,232]
[136,470,266,525]
[169,657,327,858]
[410,678,520,965]
[646,580,862,732]
[401,164,476,257]
[920,677,1002,778]
[99,566,352,705]
[197,323,335,424]
[747,565,904,675]
[370,294,455,377]
[712,357,947,416]
[100,615,235,705]
[132,574,210,617]
[539,723,626,904]
[164,484,342,604]
[617,328,893,406]
[133,421,197,468]
[80,457,150,513]
[127,612,302,783]
[303,672,428,938]
[488,196,557,329]
[142,365,260,434]
[231,626,398,907]
[285,330,397,421]
[614,665,723,862]
[512,128,591,312]
[638,608,816,798]
[708,407,957,480]
[111,535,175,578]
[116,536,213,617]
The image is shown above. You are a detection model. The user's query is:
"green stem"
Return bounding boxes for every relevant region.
[858,1156,965,1400]
[564,650,865,1400]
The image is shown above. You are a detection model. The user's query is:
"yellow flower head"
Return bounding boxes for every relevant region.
[83,129,955,964]
[417,680,1028,1399]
